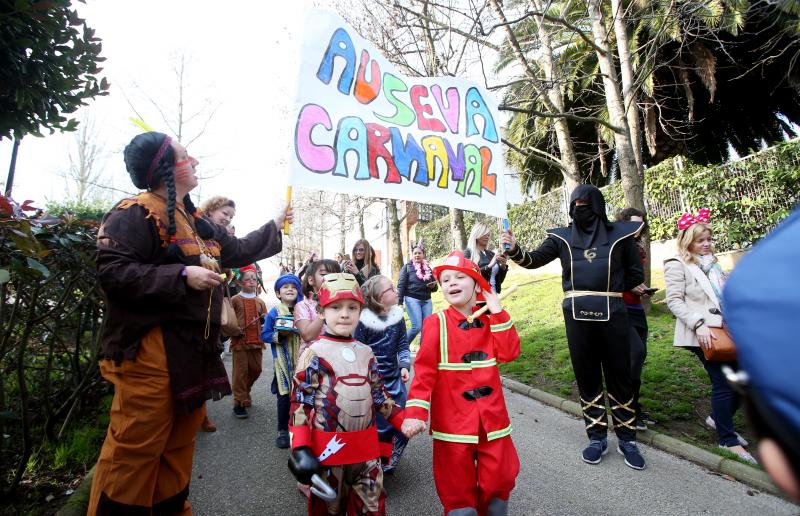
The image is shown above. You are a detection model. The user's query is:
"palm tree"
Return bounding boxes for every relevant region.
[497,0,800,195]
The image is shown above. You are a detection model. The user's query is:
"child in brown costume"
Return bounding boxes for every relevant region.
[230,266,268,418]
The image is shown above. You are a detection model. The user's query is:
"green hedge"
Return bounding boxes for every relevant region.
[417,139,800,259]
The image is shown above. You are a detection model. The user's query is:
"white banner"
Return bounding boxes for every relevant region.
[288,10,507,218]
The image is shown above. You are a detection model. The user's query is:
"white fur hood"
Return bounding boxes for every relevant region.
[359,305,404,331]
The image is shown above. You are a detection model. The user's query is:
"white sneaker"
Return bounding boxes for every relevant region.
[705,416,749,446]
[719,445,758,465]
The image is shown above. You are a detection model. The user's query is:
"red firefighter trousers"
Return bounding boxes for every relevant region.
[432,430,520,515]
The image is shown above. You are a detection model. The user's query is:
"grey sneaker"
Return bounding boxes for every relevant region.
[705,416,749,446]
[719,445,758,465]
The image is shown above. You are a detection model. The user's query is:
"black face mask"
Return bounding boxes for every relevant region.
[572,205,597,231]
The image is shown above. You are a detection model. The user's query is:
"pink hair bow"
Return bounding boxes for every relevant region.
[677,208,711,230]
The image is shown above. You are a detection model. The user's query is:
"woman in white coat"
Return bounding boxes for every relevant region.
[664,210,756,464]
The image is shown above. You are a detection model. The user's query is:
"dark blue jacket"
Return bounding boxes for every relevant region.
[397,261,434,302]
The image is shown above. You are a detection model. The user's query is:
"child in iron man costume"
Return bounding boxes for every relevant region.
[402,251,521,516]
[288,273,405,516]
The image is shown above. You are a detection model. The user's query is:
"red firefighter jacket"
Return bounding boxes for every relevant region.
[405,306,520,443]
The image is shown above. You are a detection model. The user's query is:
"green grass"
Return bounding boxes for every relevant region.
[420,270,755,458]
[53,425,104,470]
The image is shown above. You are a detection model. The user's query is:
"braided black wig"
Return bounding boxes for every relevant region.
[123,132,215,263]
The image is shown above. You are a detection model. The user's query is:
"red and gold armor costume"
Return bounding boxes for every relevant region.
[290,273,404,515]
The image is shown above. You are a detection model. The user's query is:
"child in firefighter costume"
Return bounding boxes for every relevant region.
[402,251,521,516]
[288,273,405,515]
[501,184,646,470]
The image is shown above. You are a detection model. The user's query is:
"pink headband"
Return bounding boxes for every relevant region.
[677,208,711,230]
[145,136,172,187]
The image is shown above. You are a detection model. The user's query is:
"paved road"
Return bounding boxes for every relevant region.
[190,353,798,515]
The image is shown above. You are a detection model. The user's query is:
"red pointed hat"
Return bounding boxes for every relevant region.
[317,273,364,308]
[433,251,491,295]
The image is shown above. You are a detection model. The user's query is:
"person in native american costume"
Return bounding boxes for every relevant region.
[261,273,304,449]
[287,273,405,516]
[229,266,269,419]
[88,131,290,515]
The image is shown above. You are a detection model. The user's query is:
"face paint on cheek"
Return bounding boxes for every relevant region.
[174,159,195,179]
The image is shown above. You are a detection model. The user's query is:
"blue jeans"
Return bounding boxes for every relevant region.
[688,347,741,447]
[404,296,432,345]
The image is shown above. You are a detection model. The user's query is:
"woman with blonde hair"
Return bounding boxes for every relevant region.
[197,195,237,432]
[200,196,236,228]
[664,208,756,464]
[344,238,380,285]
[464,220,508,293]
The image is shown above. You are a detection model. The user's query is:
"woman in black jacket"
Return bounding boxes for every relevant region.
[464,221,508,293]
[397,242,436,347]
[343,238,380,285]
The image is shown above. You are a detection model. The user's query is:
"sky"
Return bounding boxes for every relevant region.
[0,0,523,278]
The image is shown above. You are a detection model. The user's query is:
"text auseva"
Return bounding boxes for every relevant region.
[294,27,500,197]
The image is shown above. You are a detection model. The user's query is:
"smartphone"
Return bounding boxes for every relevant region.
[643,287,659,295]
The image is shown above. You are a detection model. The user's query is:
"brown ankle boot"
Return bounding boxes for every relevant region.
[201,415,217,432]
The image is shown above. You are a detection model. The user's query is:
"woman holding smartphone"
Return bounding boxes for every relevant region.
[617,208,657,431]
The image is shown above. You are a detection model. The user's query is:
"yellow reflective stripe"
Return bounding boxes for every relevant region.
[405,399,430,410]
[486,425,513,441]
[437,363,472,371]
[431,431,479,444]
[437,358,497,371]
[438,312,448,363]
[490,320,514,332]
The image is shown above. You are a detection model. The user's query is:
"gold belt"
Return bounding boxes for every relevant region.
[564,290,623,299]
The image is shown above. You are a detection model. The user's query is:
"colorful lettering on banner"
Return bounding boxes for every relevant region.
[290,11,507,218]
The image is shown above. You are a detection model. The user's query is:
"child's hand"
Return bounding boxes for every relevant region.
[400,368,410,383]
[401,418,427,438]
[482,288,503,314]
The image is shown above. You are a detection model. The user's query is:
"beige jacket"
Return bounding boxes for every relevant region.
[664,256,723,348]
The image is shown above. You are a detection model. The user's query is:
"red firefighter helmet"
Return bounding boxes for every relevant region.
[317,273,364,308]
[433,251,492,296]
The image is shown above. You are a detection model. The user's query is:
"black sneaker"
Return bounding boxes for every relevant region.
[581,438,608,464]
[635,418,648,431]
[233,405,248,419]
[275,430,289,449]
[618,440,646,470]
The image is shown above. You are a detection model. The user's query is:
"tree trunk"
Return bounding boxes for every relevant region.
[611,0,643,170]
[527,0,581,191]
[386,200,404,280]
[4,138,21,197]
[586,0,644,211]
[338,194,348,255]
[450,207,467,251]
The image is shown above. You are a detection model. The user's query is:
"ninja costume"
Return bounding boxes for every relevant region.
[507,185,644,445]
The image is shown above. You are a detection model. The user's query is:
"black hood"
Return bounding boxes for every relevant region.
[568,184,612,249]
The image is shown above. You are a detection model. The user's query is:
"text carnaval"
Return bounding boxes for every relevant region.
[294,27,500,197]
